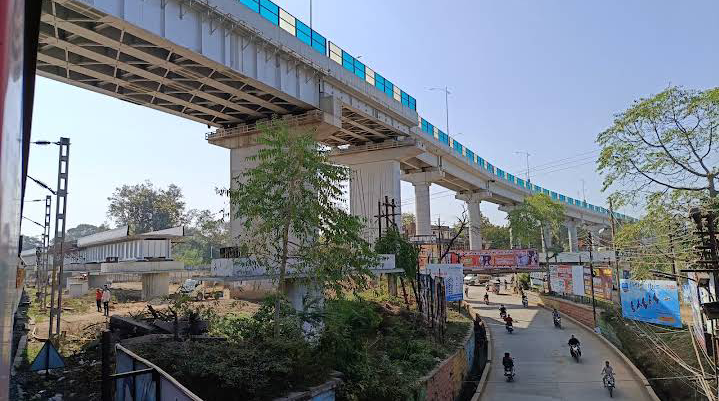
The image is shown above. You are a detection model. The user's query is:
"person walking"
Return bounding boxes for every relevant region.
[95,288,102,312]
[101,285,111,317]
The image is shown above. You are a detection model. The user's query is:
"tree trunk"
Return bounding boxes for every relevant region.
[709,173,717,198]
[275,218,291,339]
[399,275,410,309]
[541,222,552,293]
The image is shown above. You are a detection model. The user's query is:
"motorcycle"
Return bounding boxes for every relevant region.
[484,298,489,305]
[570,344,581,362]
[505,322,514,334]
[553,315,562,329]
[603,374,615,397]
[504,366,515,382]
[522,297,528,308]
[500,310,507,319]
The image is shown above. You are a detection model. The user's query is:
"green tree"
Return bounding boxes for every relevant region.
[66,223,110,241]
[107,181,186,233]
[597,86,719,208]
[480,216,511,249]
[228,122,378,337]
[507,193,565,254]
[174,209,231,266]
[375,227,419,305]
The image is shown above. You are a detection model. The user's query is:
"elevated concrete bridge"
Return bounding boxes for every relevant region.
[38,0,632,251]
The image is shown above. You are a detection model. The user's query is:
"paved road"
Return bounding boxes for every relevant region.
[468,285,653,401]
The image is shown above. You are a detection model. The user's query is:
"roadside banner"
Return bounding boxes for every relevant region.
[448,249,539,269]
[585,267,613,301]
[426,264,464,301]
[620,279,682,328]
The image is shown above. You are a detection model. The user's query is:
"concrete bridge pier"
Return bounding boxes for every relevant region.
[141,272,170,300]
[455,191,491,250]
[403,170,445,236]
[566,219,580,252]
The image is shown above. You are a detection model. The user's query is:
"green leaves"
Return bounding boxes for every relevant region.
[228,120,378,300]
[107,180,185,234]
[374,227,419,279]
[596,86,719,207]
[507,193,566,250]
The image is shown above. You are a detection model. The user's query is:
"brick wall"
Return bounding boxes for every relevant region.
[415,324,475,401]
[537,295,600,329]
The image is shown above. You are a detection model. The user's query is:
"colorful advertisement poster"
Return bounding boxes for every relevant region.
[620,280,682,328]
[448,249,539,269]
[418,244,440,270]
[426,264,464,302]
[584,267,613,301]
[549,265,573,294]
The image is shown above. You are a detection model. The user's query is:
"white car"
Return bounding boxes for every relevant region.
[464,275,477,285]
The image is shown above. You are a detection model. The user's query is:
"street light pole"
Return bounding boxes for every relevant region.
[429,87,451,135]
[53,138,70,337]
[515,151,531,183]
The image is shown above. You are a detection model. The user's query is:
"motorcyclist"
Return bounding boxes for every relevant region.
[552,308,560,319]
[521,293,528,304]
[568,335,581,356]
[502,352,514,371]
[504,314,514,327]
[484,292,489,303]
[602,361,615,382]
[499,304,507,317]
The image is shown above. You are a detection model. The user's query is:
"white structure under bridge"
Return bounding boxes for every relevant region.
[26,225,186,300]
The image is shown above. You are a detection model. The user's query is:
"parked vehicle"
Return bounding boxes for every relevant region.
[180,279,223,301]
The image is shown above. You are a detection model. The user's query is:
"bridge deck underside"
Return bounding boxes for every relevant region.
[38,0,310,128]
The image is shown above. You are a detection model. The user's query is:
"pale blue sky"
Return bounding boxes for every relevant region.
[23,0,719,237]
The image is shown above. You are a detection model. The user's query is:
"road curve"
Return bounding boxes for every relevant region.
[468,285,654,401]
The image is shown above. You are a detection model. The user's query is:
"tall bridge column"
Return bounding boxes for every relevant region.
[230,144,263,239]
[542,226,554,252]
[566,219,579,252]
[403,170,444,236]
[456,191,491,250]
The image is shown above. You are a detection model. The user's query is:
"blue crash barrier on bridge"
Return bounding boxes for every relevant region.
[237,0,416,111]
[419,115,634,222]
[239,0,629,222]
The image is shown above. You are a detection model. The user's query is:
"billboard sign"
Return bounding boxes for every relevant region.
[585,267,613,301]
[426,264,464,301]
[449,249,539,269]
[620,280,682,328]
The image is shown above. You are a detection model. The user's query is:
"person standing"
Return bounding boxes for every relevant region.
[101,285,111,316]
[95,288,102,312]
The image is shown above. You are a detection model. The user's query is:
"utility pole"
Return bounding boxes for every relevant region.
[429,86,451,136]
[52,137,70,338]
[41,195,51,308]
[588,232,598,332]
[515,151,531,183]
[608,199,622,306]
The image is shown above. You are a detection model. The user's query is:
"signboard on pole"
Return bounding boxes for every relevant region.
[620,279,682,328]
[448,249,539,269]
[426,264,463,301]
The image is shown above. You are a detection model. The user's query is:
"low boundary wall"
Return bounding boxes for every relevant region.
[413,304,477,401]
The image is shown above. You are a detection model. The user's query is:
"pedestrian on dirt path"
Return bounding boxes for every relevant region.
[95,288,102,312]
[102,285,111,316]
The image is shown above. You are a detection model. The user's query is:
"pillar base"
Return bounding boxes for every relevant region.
[141,272,170,300]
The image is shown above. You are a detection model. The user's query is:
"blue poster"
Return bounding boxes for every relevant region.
[620,279,682,327]
[426,264,464,301]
